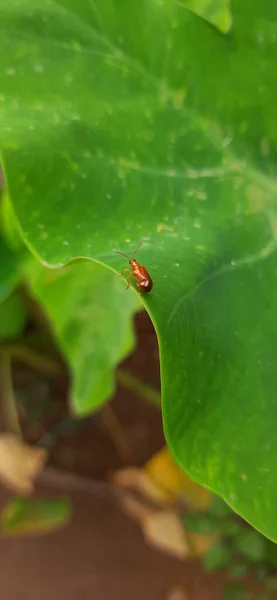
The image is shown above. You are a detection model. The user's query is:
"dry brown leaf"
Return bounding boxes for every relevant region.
[111,467,170,504]
[145,446,211,510]
[0,434,47,495]
[112,474,189,559]
[118,490,215,561]
[116,492,154,522]
[142,509,190,559]
[165,587,189,600]
[111,449,211,510]
[111,457,214,561]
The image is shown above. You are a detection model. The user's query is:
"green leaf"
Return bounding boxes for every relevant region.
[265,539,277,567]
[210,496,234,519]
[182,512,218,534]
[0,497,71,536]
[26,260,139,414]
[265,576,277,592]
[1,192,24,251]
[235,529,267,562]
[203,543,231,571]
[0,235,22,302]
[0,198,29,303]
[256,566,267,581]
[180,0,232,33]
[223,582,251,600]
[229,563,248,578]
[219,518,242,537]
[0,292,27,340]
[1,0,277,539]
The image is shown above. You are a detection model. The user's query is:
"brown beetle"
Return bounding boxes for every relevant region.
[115,240,153,294]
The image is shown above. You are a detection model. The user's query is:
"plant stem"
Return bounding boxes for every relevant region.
[117,368,161,407]
[101,403,132,464]
[0,343,63,377]
[0,351,22,438]
[0,348,160,408]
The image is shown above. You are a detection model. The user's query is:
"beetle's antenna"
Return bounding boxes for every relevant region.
[115,250,130,260]
[132,240,144,260]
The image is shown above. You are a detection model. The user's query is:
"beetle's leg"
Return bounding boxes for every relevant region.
[136,282,144,296]
[117,268,131,278]
[125,274,134,290]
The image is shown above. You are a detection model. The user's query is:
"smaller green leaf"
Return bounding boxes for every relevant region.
[0,497,71,536]
[0,235,23,302]
[235,529,267,562]
[219,518,242,537]
[0,192,23,252]
[229,563,248,578]
[183,512,218,535]
[265,539,277,567]
[0,292,27,340]
[26,260,140,415]
[223,582,251,600]
[210,496,234,518]
[265,576,277,592]
[256,566,267,581]
[203,544,231,572]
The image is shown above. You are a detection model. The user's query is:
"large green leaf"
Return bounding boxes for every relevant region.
[26,260,139,414]
[0,0,277,539]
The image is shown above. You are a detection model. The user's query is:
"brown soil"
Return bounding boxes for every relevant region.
[0,485,228,600]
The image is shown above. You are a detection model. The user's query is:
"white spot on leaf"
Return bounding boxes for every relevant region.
[5,68,16,76]
[34,64,44,73]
